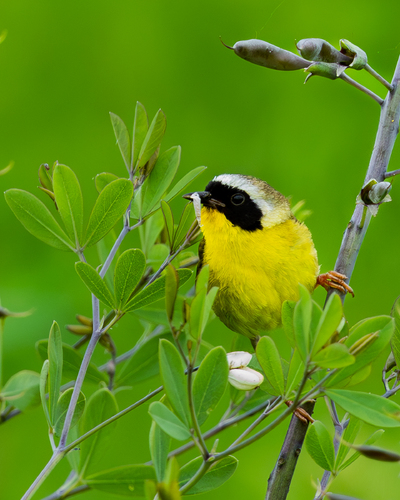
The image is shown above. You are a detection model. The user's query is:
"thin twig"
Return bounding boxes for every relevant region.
[340,73,384,105]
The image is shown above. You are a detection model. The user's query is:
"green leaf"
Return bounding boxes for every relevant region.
[190,288,207,340]
[285,349,305,397]
[124,269,192,312]
[256,336,285,396]
[282,300,296,349]
[335,417,361,470]
[312,294,343,355]
[326,389,400,427]
[312,343,355,369]
[193,347,228,426]
[160,200,174,248]
[391,296,400,367]
[40,360,51,426]
[137,109,166,170]
[75,262,115,309]
[114,249,146,310]
[164,166,207,204]
[148,401,191,441]
[305,420,335,471]
[84,178,133,248]
[149,421,171,482]
[95,173,119,193]
[0,370,40,411]
[36,340,107,384]
[110,112,131,170]
[53,388,85,436]
[172,202,196,252]
[115,333,173,387]
[293,286,312,361]
[178,456,238,494]
[165,265,179,323]
[48,321,63,424]
[5,189,74,251]
[53,164,84,245]
[159,339,190,426]
[84,465,156,496]
[196,265,209,295]
[326,316,394,387]
[142,209,164,255]
[141,147,181,216]
[132,102,149,169]
[79,388,119,477]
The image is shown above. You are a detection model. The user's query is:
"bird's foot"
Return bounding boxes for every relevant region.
[285,400,315,424]
[316,271,354,297]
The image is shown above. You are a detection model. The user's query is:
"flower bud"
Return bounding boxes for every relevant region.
[359,178,392,206]
[228,367,264,390]
[304,61,346,82]
[66,324,93,335]
[227,351,252,369]
[340,39,368,70]
[349,332,378,356]
[230,39,310,71]
[297,38,352,65]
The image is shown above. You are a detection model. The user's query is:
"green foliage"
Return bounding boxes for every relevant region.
[306,420,335,471]
[158,339,190,426]
[4,189,74,251]
[0,370,40,411]
[85,178,133,248]
[149,420,171,482]
[256,336,285,396]
[110,112,131,171]
[53,388,85,437]
[178,456,238,494]
[48,321,63,424]
[114,249,146,311]
[84,465,156,496]
[193,347,229,425]
[79,388,119,477]
[148,401,191,441]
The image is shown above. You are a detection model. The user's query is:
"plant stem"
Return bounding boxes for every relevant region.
[267,56,400,500]
[384,168,400,178]
[340,73,384,105]
[21,452,64,500]
[187,364,209,459]
[41,484,90,500]
[365,64,394,91]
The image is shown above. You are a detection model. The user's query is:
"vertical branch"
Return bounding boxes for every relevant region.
[265,56,400,500]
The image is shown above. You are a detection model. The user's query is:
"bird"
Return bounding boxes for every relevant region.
[183,173,353,349]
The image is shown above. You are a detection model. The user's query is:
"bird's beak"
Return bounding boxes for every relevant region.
[183,191,226,208]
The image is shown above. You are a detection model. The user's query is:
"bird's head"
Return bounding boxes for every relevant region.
[183,174,292,230]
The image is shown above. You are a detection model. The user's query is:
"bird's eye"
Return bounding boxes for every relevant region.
[231,193,245,206]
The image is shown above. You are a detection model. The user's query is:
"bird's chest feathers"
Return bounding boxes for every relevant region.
[200,208,317,303]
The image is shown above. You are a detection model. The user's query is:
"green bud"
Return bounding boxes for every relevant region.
[340,39,368,70]
[297,38,352,65]
[304,61,347,82]
[76,314,93,327]
[229,39,310,71]
[359,178,392,205]
[65,324,93,335]
[349,332,378,356]
[38,163,53,191]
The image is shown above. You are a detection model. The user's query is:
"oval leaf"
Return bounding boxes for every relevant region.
[312,343,355,369]
[158,339,190,426]
[293,286,312,361]
[110,112,131,170]
[75,262,115,309]
[79,388,119,477]
[179,456,238,494]
[0,370,40,411]
[95,172,119,193]
[132,102,149,168]
[256,336,285,396]
[149,421,171,482]
[53,388,85,436]
[85,178,133,248]
[148,401,191,441]
[124,269,192,312]
[305,420,335,471]
[193,347,228,426]
[53,164,84,245]
[48,321,63,424]
[5,189,74,251]
[326,389,400,427]
[114,249,146,310]
[84,465,156,496]
[312,293,343,355]
[137,109,166,170]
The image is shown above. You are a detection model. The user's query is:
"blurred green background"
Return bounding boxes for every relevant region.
[1,0,400,498]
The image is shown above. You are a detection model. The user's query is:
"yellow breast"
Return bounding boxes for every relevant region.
[200,207,319,339]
